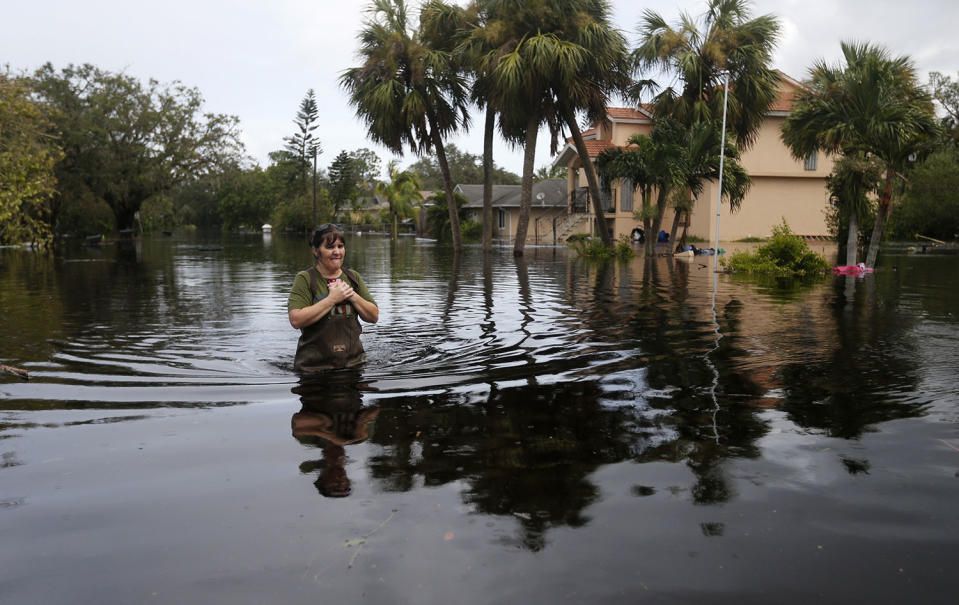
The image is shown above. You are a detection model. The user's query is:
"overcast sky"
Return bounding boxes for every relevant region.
[4,0,957,178]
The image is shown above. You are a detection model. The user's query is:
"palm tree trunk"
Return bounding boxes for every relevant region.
[430,121,462,250]
[482,107,494,252]
[865,167,895,268]
[649,187,670,256]
[641,190,653,256]
[513,114,539,257]
[560,103,611,246]
[844,206,859,266]
[668,206,685,248]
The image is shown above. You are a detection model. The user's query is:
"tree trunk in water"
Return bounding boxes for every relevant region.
[560,103,610,246]
[844,206,859,266]
[482,107,494,252]
[641,191,653,256]
[865,168,895,268]
[431,123,462,250]
[513,114,539,257]
[648,188,670,256]
[668,205,685,248]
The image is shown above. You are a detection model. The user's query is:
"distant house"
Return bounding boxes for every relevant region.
[552,72,835,242]
[454,179,581,244]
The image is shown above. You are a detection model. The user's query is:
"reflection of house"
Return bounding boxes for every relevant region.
[455,179,584,244]
[552,73,834,241]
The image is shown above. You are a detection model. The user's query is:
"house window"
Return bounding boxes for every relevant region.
[497,208,506,230]
[804,151,818,171]
[601,190,614,213]
[620,178,634,212]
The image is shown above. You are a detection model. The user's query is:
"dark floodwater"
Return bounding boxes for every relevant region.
[1,233,958,604]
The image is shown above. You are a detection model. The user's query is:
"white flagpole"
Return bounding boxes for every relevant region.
[712,72,730,273]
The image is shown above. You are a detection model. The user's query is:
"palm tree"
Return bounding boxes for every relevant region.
[634,0,781,150]
[826,154,884,266]
[375,161,423,239]
[459,0,563,255]
[598,119,748,255]
[461,0,628,250]
[341,0,470,249]
[781,41,939,267]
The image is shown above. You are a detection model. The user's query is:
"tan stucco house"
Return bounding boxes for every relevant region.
[456,179,576,244]
[552,72,834,243]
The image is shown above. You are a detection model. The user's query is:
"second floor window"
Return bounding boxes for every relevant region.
[621,178,634,212]
[804,151,818,171]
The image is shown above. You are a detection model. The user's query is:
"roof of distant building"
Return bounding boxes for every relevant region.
[455,179,568,209]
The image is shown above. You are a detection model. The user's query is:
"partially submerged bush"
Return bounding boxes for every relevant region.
[723,221,830,277]
[567,233,634,261]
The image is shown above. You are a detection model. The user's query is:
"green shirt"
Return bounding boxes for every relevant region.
[287,269,376,317]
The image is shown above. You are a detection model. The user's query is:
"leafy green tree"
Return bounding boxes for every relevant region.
[30,63,244,232]
[341,0,471,249]
[534,164,566,181]
[634,0,781,150]
[0,74,61,247]
[375,162,423,239]
[404,143,519,188]
[424,190,469,241]
[929,72,959,147]
[781,42,940,267]
[724,220,830,277]
[890,149,959,241]
[328,151,360,216]
[348,148,383,186]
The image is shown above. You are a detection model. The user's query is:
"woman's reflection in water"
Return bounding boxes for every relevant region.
[291,370,379,498]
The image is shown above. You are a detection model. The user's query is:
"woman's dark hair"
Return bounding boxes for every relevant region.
[310,224,344,248]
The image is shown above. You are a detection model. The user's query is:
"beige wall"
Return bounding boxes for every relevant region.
[488,206,568,244]
[561,104,835,243]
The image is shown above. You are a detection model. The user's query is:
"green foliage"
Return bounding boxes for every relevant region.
[0,74,61,247]
[424,191,468,242]
[30,63,245,232]
[534,164,566,181]
[724,221,830,277]
[634,0,782,150]
[567,234,634,261]
[929,71,959,147]
[889,149,959,241]
[272,190,332,234]
[781,42,940,266]
[328,151,360,214]
[55,189,115,237]
[284,89,321,194]
[404,143,520,188]
[460,217,482,241]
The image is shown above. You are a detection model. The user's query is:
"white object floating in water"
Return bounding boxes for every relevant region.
[261,224,272,233]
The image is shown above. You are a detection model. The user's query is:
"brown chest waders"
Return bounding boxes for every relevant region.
[293,268,365,372]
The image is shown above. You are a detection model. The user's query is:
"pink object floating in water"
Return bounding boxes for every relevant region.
[832,263,873,275]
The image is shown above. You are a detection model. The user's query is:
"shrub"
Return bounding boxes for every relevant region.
[567,233,634,261]
[723,221,830,277]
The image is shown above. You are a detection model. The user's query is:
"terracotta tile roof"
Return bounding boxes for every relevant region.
[582,139,616,156]
[606,107,651,120]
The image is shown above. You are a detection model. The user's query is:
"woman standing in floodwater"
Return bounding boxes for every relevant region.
[287,224,378,372]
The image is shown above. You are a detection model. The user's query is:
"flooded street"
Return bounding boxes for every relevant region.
[2,233,958,603]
